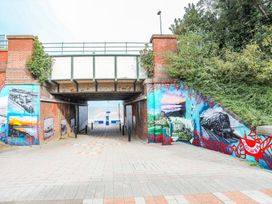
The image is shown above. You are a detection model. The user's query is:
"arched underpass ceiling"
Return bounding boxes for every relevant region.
[52,92,142,102]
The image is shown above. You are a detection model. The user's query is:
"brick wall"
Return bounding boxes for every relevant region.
[0,50,8,71]
[150,34,177,79]
[131,99,148,140]
[0,50,7,88]
[40,101,76,143]
[6,36,38,84]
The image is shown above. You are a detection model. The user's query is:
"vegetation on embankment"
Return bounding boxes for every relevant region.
[165,0,272,127]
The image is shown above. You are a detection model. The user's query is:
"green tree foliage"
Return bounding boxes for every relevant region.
[140,44,154,77]
[27,37,53,84]
[166,0,272,127]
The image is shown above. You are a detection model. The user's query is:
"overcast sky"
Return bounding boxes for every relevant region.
[0,0,198,43]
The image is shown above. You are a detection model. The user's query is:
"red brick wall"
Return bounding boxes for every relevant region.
[0,50,8,71]
[40,101,76,143]
[150,35,177,79]
[131,99,148,140]
[0,50,7,88]
[6,36,37,84]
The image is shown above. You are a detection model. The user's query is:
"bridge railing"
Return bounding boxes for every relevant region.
[0,40,7,49]
[43,42,151,55]
[51,55,147,80]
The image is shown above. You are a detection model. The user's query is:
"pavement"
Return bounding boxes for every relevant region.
[0,125,271,204]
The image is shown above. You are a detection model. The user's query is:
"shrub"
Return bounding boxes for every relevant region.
[27,37,53,84]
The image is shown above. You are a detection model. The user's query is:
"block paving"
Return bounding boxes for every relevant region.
[0,126,271,203]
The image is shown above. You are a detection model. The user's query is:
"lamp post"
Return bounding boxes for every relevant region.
[157,11,162,35]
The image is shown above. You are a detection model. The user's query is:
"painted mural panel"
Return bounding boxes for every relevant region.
[44,118,54,140]
[8,88,38,114]
[61,119,67,136]
[71,118,75,131]
[8,115,38,145]
[0,85,40,146]
[147,82,272,169]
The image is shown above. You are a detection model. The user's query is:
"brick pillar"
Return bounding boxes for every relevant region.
[0,50,8,86]
[6,35,37,84]
[150,34,177,80]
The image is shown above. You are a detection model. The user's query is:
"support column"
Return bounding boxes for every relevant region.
[6,35,37,84]
[144,34,178,142]
[0,50,8,86]
[150,34,177,80]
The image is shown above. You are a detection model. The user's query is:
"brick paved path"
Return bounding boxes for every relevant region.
[0,126,271,203]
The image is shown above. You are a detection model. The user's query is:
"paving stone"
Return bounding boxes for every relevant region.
[0,126,271,202]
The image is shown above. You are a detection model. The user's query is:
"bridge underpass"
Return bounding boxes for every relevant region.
[43,42,148,140]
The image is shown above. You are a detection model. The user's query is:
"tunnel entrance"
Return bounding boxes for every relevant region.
[75,99,138,141]
[88,100,123,133]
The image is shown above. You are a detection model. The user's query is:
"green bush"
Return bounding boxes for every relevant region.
[140,44,154,78]
[165,1,272,127]
[27,37,53,84]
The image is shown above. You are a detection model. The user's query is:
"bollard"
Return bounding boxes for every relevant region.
[122,125,125,136]
[75,125,78,138]
[128,127,131,142]
[85,125,88,134]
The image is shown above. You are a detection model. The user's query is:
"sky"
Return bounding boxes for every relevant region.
[88,101,123,122]
[0,0,198,43]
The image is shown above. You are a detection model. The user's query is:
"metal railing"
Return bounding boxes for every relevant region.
[0,40,7,49]
[43,42,151,55]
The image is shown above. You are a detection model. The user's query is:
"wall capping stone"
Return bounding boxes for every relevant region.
[256,126,272,136]
[7,35,35,39]
[150,34,177,43]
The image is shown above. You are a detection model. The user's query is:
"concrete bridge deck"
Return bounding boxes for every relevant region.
[0,125,271,203]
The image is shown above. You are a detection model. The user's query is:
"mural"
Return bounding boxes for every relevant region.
[147,82,272,169]
[44,118,54,140]
[0,85,40,146]
[71,118,75,131]
[61,119,67,136]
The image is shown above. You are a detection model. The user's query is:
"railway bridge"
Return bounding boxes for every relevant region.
[0,34,177,145]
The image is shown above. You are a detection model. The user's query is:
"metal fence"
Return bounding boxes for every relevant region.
[0,41,7,49]
[43,42,151,55]
[0,34,7,49]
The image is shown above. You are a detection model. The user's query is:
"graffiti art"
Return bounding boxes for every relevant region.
[8,88,38,114]
[61,119,67,136]
[147,82,272,169]
[0,85,40,146]
[44,118,54,140]
[7,115,39,145]
[71,118,75,131]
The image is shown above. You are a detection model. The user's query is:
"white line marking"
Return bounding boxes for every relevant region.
[165,195,178,204]
[135,196,146,204]
[242,190,272,203]
[213,192,235,204]
[174,195,190,204]
[82,199,92,204]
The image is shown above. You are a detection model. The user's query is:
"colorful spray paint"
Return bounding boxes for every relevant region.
[147,82,272,169]
[0,85,40,145]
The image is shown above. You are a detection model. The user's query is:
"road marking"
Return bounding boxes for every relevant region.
[213,192,235,204]
[135,196,146,204]
[174,195,189,204]
[242,190,272,203]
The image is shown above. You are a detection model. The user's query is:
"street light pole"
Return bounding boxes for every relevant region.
[157,11,162,35]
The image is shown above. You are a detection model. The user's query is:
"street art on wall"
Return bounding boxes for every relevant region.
[0,85,40,146]
[8,88,38,114]
[44,118,54,140]
[61,119,67,136]
[71,118,75,132]
[147,82,272,169]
